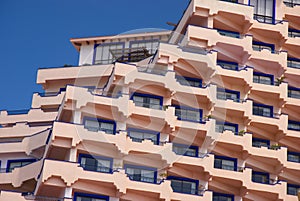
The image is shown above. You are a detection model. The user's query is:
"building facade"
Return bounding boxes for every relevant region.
[0,0,299,200]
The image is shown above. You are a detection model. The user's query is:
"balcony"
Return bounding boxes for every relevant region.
[31,91,65,109]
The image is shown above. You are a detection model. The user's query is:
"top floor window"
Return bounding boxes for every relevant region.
[129,39,159,56]
[131,93,162,110]
[94,42,125,65]
[250,0,275,24]
[284,0,300,7]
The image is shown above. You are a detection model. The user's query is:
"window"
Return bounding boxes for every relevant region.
[94,42,125,65]
[213,192,234,201]
[253,103,273,117]
[74,193,109,201]
[127,128,159,145]
[83,117,116,134]
[217,60,238,71]
[253,72,274,85]
[174,106,202,123]
[168,177,198,195]
[287,152,300,163]
[288,29,300,38]
[252,137,270,148]
[217,88,240,102]
[284,0,300,7]
[288,120,300,131]
[252,171,270,184]
[215,122,238,133]
[250,0,275,24]
[287,184,300,196]
[214,156,237,171]
[176,76,202,88]
[131,93,162,110]
[287,57,300,69]
[6,159,35,172]
[252,41,275,53]
[129,39,159,56]
[288,87,300,99]
[125,165,157,184]
[217,29,240,38]
[172,144,198,157]
[78,154,112,173]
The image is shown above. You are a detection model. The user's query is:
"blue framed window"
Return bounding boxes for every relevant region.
[217,88,240,102]
[252,137,270,148]
[172,143,198,157]
[175,76,202,88]
[217,60,238,71]
[217,29,240,38]
[288,120,300,131]
[214,155,237,171]
[129,39,159,56]
[83,117,116,134]
[6,159,36,172]
[73,192,109,201]
[213,192,234,201]
[252,171,270,184]
[287,57,300,69]
[253,72,274,85]
[287,151,300,163]
[168,176,199,195]
[288,29,300,38]
[284,0,300,7]
[127,128,160,145]
[252,103,273,117]
[249,0,275,24]
[124,164,157,184]
[131,93,162,110]
[78,154,112,173]
[215,121,238,133]
[287,184,300,196]
[174,105,202,123]
[94,42,125,65]
[252,41,275,53]
[288,87,300,99]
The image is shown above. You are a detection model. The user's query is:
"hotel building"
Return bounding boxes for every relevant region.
[0,0,299,200]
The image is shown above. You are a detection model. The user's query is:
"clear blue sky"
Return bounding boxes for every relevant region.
[0,0,188,111]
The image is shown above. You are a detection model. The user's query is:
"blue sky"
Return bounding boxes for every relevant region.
[0,0,188,111]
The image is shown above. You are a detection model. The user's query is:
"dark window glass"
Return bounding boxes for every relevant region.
[172,144,198,157]
[79,155,111,173]
[215,122,238,133]
[250,0,275,23]
[252,171,269,184]
[132,94,162,110]
[288,87,300,99]
[217,61,238,70]
[128,129,159,145]
[253,103,272,117]
[252,138,270,148]
[214,156,236,171]
[84,118,116,134]
[288,121,300,131]
[175,107,202,122]
[213,193,234,201]
[287,184,300,195]
[125,166,156,183]
[217,88,240,102]
[287,152,300,163]
[170,179,197,195]
[94,43,124,65]
[176,76,202,88]
[287,58,300,69]
[7,160,35,172]
[253,72,273,85]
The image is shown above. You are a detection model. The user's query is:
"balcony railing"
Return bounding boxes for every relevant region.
[284,1,300,7]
